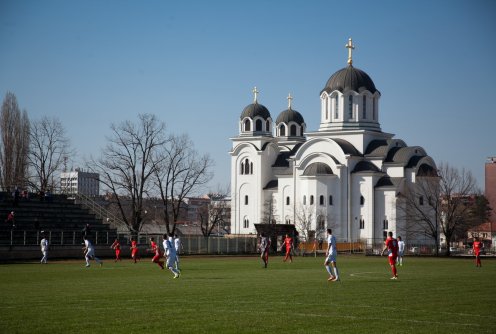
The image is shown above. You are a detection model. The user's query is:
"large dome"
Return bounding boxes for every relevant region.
[276,108,305,125]
[321,65,378,94]
[240,102,271,120]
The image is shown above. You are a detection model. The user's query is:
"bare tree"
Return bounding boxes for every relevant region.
[154,134,213,235]
[0,92,30,190]
[439,165,489,255]
[400,163,485,256]
[260,196,278,224]
[28,116,69,192]
[294,202,315,241]
[197,194,229,237]
[89,114,167,234]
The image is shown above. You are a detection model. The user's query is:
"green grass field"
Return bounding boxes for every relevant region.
[1,255,495,334]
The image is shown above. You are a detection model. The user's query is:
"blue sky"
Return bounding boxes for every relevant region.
[1,0,495,193]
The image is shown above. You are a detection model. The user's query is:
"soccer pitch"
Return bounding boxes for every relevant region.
[1,255,494,334]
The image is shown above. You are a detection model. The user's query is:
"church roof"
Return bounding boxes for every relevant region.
[386,146,427,164]
[321,65,378,95]
[272,144,303,167]
[263,179,278,190]
[352,161,381,173]
[276,108,305,125]
[364,140,389,156]
[303,162,334,176]
[240,102,271,120]
[375,176,403,188]
[417,164,438,177]
[333,138,361,156]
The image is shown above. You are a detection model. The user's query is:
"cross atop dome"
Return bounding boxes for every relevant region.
[345,38,355,66]
[287,93,293,109]
[252,87,259,103]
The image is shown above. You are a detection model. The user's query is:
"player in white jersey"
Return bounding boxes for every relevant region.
[324,228,340,281]
[83,236,103,267]
[163,233,180,278]
[396,236,405,266]
[173,234,182,272]
[40,235,49,264]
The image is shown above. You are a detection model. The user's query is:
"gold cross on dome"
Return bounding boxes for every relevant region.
[252,87,259,103]
[287,93,293,109]
[345,38,355,65]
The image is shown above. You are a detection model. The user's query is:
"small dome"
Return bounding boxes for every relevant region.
[321,65,378,94]
[276,108,305,125]
[240,102,271,120]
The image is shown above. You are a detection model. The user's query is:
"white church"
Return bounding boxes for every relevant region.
[230,39,436,243]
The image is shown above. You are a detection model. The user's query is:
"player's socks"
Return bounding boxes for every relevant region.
[325,265,332,275]
[333,267,339,280]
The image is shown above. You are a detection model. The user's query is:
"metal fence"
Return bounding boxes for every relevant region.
[3,230,493,257]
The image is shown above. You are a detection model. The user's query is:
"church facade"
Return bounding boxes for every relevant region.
[230,39,436,243]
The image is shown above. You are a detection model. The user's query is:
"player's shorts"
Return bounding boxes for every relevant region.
[86,249,95,258]
[388,255,397,265]
[325,253,337,263]
[398,251,404,257]
[166,255,177,268]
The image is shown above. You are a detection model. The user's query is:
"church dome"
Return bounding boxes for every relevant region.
[240,102,271,120]
[321,65,378,94]
[276,108,305,125]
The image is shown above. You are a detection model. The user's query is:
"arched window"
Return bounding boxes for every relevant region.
[303,195,306,205]
[362,95,367,119]
[329,195,333,206]
[243,218,249,228]
[334,95,339,119]
[265,119,270,131]
[244,195,249,205]
[360,195,365,205]
[240,161,244,175]
[285,218,291,225]
[383,217,389,230]
[317,216,325,231]
[290,124,297,136]
[360,218,365,229]
[286,196,290,205]
[348,95,353,119]
[325,98,329,120]
[244,119,251,131]
[310,195,314,205]
[255,119,262,131]
[279,124,286,136]
[373,97,376,120]
[319,195,324,206]
[244,159,250,175]
[419,196,424,206]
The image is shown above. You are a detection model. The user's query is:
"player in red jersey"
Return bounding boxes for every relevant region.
[282,234,293,263]
[110,238,121,262]
[148,237,164,269]
[382,231,399,279]
[130,238,139,263]
[473,237,483,267]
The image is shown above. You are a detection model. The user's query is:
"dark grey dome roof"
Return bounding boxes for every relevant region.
[321,65,378,94]
[276,108,305,125]
[240,102,271,120]
[352,161,381,173]
[303,162,333,176]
